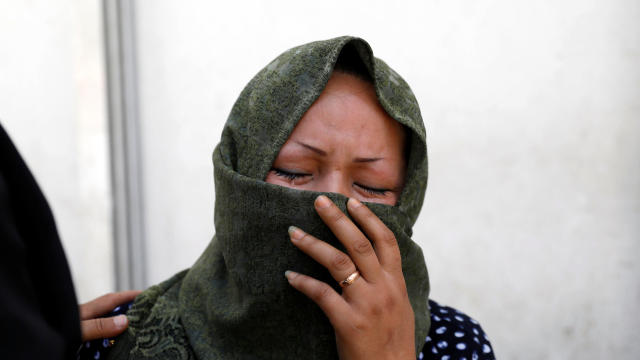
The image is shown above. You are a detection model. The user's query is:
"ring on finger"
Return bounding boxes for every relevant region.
[339,270,360,288]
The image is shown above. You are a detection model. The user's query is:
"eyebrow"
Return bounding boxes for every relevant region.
[353,157,383,163]
[294,141,383,163]
[295,141,327,156]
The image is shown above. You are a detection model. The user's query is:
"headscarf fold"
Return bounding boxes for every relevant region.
[107,36,430,360]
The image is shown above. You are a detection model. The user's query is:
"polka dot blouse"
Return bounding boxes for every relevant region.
[78,299,495,359]
[419,300,495,360]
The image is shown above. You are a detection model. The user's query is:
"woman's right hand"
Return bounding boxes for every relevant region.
[285,196,416,360]
[79,290,141,341]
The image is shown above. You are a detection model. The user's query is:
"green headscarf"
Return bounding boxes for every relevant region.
[107,36,430,360]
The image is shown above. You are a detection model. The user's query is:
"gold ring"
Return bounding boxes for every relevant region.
[339,271,360,288]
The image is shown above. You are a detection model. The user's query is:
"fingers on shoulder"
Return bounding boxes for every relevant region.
[81,315,128,341]
[80,290,142,319]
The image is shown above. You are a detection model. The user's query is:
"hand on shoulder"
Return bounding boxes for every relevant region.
[79,290,141,341]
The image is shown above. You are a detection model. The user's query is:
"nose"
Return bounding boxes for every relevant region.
[319,171,351,198]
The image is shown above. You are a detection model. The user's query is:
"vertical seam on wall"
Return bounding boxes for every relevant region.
[102,0,147,291]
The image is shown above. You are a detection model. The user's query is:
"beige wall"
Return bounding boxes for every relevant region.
[0,0,638,358]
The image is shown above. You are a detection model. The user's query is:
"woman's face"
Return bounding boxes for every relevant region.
[265,72,406,205]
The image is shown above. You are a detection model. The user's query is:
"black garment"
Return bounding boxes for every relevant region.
[0,124,81,359]
[79,299,496,360]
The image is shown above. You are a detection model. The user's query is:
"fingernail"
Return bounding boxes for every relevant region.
[284,270,295,280]
[315,195,331,209]
[113,314,127,329]
[348,198,362,209]
[288,226,304,241]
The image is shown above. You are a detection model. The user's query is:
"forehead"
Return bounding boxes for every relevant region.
[288,72,406,150]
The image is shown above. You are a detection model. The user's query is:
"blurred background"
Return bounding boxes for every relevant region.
[1,0,638,358]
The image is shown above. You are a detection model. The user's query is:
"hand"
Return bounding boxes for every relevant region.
[285,195,415,360]
[79,290,142,341]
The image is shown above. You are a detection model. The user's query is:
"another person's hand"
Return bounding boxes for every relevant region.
[79,290,142,341]
[285,195,415,360]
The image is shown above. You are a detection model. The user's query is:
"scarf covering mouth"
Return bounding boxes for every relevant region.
[106,36,430,360]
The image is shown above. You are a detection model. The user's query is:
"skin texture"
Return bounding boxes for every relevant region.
[268,73,416,360]
[79,290,141,341]
[265,72,407,206]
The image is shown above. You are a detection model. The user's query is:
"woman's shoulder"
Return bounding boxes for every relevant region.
[418,299,496,360]
[78,289,496,360]
[77,270,193,360]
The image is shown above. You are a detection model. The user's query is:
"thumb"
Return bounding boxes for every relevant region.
[81,314,129,342]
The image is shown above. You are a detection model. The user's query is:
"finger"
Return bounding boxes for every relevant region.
[347,198,402,273]
[79,290,142,320]
[81,315,128,341]
[285,270,352,327]
[314,195,382,281]
[288,226,359,284]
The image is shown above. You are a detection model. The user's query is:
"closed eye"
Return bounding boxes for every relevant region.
[271,168,311,181]
[354,183,390,196]
[272,168,390,196]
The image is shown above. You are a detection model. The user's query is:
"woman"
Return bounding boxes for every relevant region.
[90,36,494,360]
